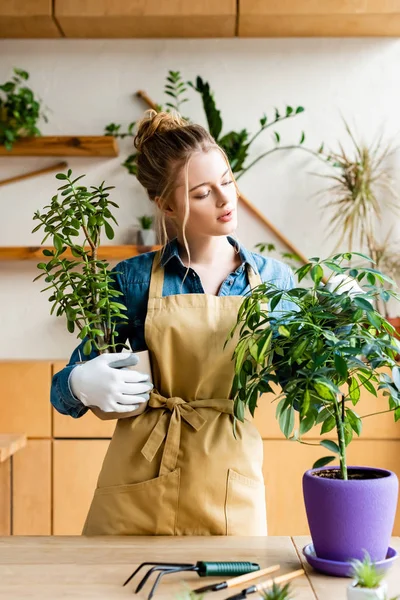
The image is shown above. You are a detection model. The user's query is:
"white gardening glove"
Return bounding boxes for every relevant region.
[324,273,365,297]
[69,352,153,414]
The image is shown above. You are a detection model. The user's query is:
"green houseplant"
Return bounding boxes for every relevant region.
[347,551,399,600]
[311,121,400,329]
[0,67,48,150]
[32,169,128,357]
[261,581,293,600]
[228,252,400,565]
[105,70,307,180]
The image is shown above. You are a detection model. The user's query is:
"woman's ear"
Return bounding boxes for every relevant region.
[155,196,176,218]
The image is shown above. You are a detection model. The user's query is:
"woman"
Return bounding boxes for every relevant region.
[51,110,295,536]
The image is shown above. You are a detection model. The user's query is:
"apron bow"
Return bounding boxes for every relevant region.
[141,391,233,476]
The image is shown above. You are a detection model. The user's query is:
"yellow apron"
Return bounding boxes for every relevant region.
[82,250,267,536]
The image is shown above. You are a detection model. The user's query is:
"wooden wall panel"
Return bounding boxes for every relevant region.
[0,0,61,38]
[55,0,236,38]
[239,0,400,37]
[53,440,109,535]
[52,362,116,438]
[263,440,400,536]
[0,362,52,438]
[0,460,11,535]
[12,440,51,535]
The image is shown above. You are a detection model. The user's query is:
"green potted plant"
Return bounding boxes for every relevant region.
[0,67,48,150]
[229,252,400,566]
[32,169,155,418]
[32,168,127,357]
[311,121,400,331]
[137,214,156,246]
[261,581,293,600]
[105,70,307,180]
[347,551,399,600]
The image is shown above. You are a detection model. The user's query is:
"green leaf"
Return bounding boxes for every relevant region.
[279,405,295,438]
[320,440,340,453]
[354,297,373,311]
[313,456,335,469]
[104,221,115,240]
[301,389,310,417]
[358,374,377,397]
[299,413,315,435]
[349,376,361,404]
[278,325,290,338]
[334,354,348,379]
[83,339,92,356]
[320,415,336,434]
[311,264,324,285]
[314,381,335,400]
[346,409,362,436]
[55,173,67,180]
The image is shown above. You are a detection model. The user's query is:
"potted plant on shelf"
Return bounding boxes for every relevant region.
[228,252,400,566]
[347,551,398,600]
[0,67,48,150]
[137,214,156,246]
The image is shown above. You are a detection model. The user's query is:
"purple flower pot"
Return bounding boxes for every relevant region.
[303,466,398,562]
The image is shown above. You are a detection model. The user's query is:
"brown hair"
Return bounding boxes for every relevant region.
[133,109,239,258]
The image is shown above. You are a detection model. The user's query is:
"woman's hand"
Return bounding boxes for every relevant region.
[69,352,153,413]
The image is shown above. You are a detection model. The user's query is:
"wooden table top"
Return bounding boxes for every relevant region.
[0,433,26,463]
[0,535,398,599]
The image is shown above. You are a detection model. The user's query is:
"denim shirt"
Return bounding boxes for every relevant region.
[51,236,296,419]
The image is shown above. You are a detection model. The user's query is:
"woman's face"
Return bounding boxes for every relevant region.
[170,149,238,238]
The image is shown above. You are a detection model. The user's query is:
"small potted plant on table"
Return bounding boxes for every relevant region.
[347,551,399,600]
[229,252,400,570]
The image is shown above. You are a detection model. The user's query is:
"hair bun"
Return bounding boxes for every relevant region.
[134,110,188,152]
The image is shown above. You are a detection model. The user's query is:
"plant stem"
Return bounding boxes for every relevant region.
[333,394,348,480]
[237,145,327,180]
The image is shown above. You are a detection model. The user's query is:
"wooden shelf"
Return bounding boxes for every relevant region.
[0,246,161,261]
[239,0,400,37]
[0,137,118,157]
[54,0,236,38]
[0,0,61,38]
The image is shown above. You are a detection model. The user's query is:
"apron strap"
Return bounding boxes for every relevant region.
[141,393,234,476]
[247,264,262,289]
[148,250,164,300]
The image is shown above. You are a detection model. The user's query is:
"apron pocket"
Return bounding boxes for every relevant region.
[225,468,267,536]
[83,468,180,536]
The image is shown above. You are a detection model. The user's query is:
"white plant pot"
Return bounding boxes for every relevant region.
[138,229,156,246]
[347,581,388,600]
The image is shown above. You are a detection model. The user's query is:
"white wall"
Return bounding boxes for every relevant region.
[1,38,400,359]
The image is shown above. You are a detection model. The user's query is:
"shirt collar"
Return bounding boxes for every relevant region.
[160,236,259,274]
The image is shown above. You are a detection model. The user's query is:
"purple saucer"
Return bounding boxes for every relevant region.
[302,544,398,577]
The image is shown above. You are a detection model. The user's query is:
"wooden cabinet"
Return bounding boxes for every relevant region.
[238,0,400,37]
[0,362,52,438]
[0,0,61,38]
[1,360,399,535]
[53,440,110,535]
[12,440,51,535]
[4,0,400,38]
[54,0,236,38]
